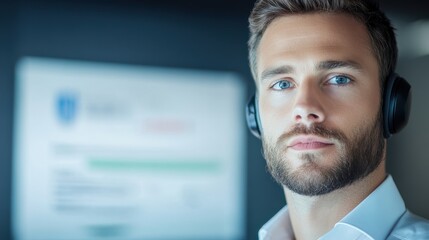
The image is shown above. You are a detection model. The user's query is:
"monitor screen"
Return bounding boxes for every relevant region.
[13,57,246,240]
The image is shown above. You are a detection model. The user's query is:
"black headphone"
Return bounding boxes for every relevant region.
[246,73,412,139]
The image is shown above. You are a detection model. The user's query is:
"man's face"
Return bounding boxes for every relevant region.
[257,13,385,196]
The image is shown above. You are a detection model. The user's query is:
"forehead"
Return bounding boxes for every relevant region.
[257,13,377,79]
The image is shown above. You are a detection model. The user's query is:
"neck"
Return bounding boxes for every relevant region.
[284,161,387,240]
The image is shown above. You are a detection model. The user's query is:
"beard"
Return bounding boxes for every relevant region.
[262,110,385,196]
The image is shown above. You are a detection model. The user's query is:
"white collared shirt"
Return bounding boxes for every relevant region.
[259,175,429,240]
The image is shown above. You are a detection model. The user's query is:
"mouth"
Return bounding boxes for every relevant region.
[287,135,334,151]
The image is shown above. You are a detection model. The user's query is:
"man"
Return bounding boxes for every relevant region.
[245,0,429,239]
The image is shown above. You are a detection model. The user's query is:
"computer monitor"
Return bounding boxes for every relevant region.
[13,57,246,240]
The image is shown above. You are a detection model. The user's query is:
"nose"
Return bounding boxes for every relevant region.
[292,82,325,126]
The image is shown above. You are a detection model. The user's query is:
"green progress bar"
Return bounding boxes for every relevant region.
[88,158,221,173]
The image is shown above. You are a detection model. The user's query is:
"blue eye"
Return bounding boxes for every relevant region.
[272,80,294,90]
[327,75,351,85]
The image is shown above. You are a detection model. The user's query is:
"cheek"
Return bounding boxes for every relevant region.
[328,87,381,133]
[259,93,295,139]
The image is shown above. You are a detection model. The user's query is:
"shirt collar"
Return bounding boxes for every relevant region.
[258,206,294,240]
[258,175,406,240]
[333,175,406,239]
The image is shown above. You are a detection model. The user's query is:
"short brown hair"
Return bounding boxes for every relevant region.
[248,0,397,85]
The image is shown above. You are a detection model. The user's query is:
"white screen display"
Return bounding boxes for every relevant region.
[13,57,246,240]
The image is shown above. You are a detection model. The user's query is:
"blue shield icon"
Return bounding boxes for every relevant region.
[56,92,78,124]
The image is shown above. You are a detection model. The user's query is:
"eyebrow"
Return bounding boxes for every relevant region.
[259,60,363,83]
[317,60,363,71]
[260,65,294,83]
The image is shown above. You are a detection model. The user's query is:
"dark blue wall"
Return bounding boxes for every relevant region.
[0,1,16,238]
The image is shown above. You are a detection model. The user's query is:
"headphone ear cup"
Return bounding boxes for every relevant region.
[246,95,262,138]
[383,74,412,138]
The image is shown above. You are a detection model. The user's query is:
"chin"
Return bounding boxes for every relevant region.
[292,162,330,180]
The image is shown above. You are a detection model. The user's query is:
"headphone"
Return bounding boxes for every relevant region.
[246,73,412,139]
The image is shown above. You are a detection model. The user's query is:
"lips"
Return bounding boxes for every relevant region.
[287,135,334,150]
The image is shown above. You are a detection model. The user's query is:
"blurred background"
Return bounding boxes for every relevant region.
[0,0,428,239]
